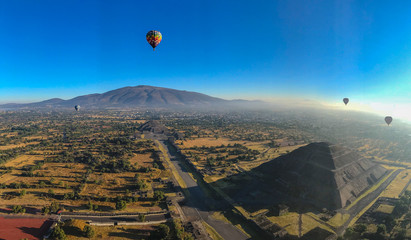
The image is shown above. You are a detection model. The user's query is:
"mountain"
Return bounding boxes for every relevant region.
[0,85,260,109]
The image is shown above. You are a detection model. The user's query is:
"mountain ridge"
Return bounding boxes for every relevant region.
[0,85,262,109]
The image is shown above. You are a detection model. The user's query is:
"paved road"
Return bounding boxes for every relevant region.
[158,140,249,240]
[60,213,167,223]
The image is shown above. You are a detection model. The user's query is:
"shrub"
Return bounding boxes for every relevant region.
[83,225,95,238]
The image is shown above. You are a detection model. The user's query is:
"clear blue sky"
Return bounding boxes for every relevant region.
[1,0,411,105]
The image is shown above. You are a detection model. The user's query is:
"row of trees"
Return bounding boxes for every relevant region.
[150,220,194,240]
[50,220,95,240]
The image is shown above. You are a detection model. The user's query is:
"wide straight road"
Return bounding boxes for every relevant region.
[158,139,249,240]
[59,213,167,223]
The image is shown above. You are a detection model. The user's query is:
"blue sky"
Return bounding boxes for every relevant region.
[1,0,411,110]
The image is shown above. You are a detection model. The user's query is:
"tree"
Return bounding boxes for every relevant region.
[395,228,407,240]
[48,189,55,198]
[154,190,165,202]
[12,205,26,214]
[115,200,127,210]
[87,201,94,211]
[183,235,194,240]
[83,225,95,238]
[50,226,67,240]
[139,214,146,222]
[50,201,60,213]
[376,224,386,235]
[42,206,50,215]
[353,223,367,234]
[149,224,169,240]
[20,189,26,196]
[343,227,360,240]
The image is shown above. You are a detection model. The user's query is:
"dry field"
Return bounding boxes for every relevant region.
[327,213,350,228]
[129,153,154,168]
[0,142,39,150]
[179,137,244,148]
[380,169,411,198]
[375,204,395,214]
[4,154,43,168]
[267,213,334,236]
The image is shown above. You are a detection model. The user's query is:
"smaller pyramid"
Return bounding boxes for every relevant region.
[138,120,169,134]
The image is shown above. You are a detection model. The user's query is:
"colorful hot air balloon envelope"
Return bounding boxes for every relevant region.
[343,98,349,105]
[385,116,392,126]
[75,105,80,111]
[146,30,162,51]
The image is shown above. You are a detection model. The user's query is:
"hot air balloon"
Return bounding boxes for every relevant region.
[146,30,162,51]
[343,98,349,105]
[385,116,392,126]
[75,105,80,111]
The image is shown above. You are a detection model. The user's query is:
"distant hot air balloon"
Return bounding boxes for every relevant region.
[146,30,162,51]
[74,105,80,112]
[385,116,392,126]
[343,98,349,106]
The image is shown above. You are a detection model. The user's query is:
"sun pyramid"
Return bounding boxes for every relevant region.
[256,142,388,209]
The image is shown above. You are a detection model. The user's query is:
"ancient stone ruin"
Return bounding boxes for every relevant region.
[256,142,388,210]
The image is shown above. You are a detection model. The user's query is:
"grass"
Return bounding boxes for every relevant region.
[0,142,38,150]
[181,138,243,148]
[4,154,43,168]
[65,224,154,239]
[202,221,224,240]
[374,204,394,214]
[250,209,269,218]
[234,205,251,219]
[380,169,411,198]
[327,213,350,228]
[128,153,154,168]
[267,213,334,236]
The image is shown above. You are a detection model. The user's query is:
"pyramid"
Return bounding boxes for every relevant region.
[255,142,388,209]
[137,120,169,134]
